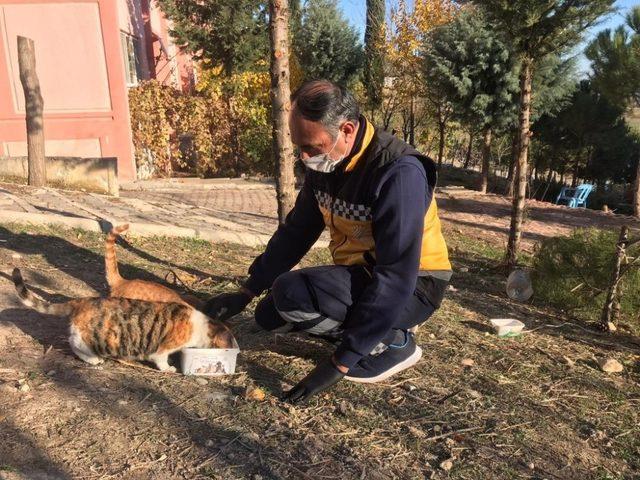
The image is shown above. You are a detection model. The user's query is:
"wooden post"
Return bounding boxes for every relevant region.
[600,226,629,331]
[269,0,296,223]
[17,36,46,187]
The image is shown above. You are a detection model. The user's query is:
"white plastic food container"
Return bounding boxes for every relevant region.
[181,339,239,376]
[490,318,525,337]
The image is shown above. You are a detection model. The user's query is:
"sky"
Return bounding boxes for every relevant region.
[336,0,639,77]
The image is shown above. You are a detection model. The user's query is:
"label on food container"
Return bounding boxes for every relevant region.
[183,352,234,376]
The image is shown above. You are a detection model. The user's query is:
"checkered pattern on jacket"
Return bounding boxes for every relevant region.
[314,190,372,222]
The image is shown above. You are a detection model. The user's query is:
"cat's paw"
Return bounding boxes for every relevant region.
[87,357,105,366]
[164,366,177,374]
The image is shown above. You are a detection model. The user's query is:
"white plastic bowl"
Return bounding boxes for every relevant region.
[490,318,525,337]
[181,339,239,376]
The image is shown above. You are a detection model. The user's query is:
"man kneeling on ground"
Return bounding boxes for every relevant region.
[205,79,452,403]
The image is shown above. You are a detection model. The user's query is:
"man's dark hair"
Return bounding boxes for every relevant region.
[291,79,360,137]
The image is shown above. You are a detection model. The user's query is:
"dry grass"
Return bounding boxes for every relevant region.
[0,222,638,480]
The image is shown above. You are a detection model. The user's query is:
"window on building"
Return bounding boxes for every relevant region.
[120,32,143,86]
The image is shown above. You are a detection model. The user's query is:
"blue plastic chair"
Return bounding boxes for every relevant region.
[555,184,593,208]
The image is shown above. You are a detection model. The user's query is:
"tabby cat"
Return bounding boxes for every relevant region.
[12,268,234,372]
[105,224,203,310]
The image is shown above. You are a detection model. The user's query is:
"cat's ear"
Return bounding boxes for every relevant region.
[208,321,235,349]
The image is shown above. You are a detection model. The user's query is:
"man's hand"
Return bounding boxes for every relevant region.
[203,289,253,321]
[282,359,345,404]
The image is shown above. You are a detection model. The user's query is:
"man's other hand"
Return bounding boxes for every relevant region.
[282,360,345,404]
[204,290,252,321]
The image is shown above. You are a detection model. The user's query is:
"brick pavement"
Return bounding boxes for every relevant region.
[2,179,639,249]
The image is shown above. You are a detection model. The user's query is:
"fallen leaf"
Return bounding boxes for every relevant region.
[245,387,266,402]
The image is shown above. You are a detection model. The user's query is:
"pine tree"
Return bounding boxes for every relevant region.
[364,0,386,111]
[156,0,268,75]
[423,8,519,193]
[506,53,578,196]
[586,6,640,217]
[586,7,640,109]
[292,0,363,86]
[472,0,614,267]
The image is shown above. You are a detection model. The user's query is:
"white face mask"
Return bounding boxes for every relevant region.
[301,132,348,173]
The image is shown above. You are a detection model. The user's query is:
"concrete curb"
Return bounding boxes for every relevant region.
[120,178,275,192]
[0,210,329,249]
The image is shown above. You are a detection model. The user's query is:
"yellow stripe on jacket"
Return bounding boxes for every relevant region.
[318,199,451,272]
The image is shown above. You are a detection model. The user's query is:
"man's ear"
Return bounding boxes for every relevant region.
[341,120,358,143]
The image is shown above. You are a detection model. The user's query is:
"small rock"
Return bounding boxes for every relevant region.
[429,333,436,339]
[244,432,260,442]
[402,384,417,392]
[461,358,475,367]
[447,285,458,292]
[18,383,30,393]
[254,475,263,480]
[528,462,535,470]
[607,322,617,332]
[245,387,266,402]
[440,459,454,471]
[117,400,128,406]
[205,439,215,447]
[599,358,623,373]
[46,370,56,376]
[195,378,209,386]
[459,267,469,273]
[433,424,442,433]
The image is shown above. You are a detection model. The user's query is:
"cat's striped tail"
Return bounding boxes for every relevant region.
[12,268,74,317]
[105,224,129,288]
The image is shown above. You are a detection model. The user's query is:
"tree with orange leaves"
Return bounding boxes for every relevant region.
[384,0,458,148]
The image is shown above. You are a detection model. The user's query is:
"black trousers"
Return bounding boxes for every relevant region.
[254,265,438,352]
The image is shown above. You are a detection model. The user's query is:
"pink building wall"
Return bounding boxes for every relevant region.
[0,0,137,180]
[0,0,195,182]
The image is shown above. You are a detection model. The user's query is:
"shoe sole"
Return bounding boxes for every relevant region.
[344,346,423,384]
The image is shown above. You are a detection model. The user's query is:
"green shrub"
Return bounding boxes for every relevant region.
[532,228,640,327]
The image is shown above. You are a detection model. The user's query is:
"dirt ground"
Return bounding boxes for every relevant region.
[0,203,639,479]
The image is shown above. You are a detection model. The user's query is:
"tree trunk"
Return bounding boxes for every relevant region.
[409,95,415,146]
[437,121,446,169]
[505,57,533,268]
[540,168,553,202]
[17,36,45,187]
[600,226,629,331]
[364,0,384,111]
[505,130,518,197]
[479,127,492,193]
[464,130,474,169]
[634,159,640,218]
[269,0,296,223]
